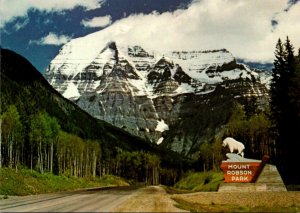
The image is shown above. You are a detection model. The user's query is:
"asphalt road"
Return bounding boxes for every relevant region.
[0,186,139,212]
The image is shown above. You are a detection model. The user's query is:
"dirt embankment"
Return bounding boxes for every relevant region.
[113,186,187,212]
[172,191,300,212]
[115,186,300,212]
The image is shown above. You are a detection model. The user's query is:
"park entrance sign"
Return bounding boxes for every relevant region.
[219,153,287,192]
[219,137,286,192]
[224,164,255,182]
[220,154,269,183]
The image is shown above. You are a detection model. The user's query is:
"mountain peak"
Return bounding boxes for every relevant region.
[45,34,270,155]
[128,45,154,58]
[107,41,117,50]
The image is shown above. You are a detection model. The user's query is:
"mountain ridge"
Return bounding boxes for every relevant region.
[45,37,271,155]
[1,48,195,185]
[0,48,183,155]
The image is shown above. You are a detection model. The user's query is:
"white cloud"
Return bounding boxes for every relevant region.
[30,32,71,46]
[0,0,103,27]
[81,15,112,28]
[91,0,299,63]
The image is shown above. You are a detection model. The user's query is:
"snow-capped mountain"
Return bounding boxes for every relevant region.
[45,33,270,156]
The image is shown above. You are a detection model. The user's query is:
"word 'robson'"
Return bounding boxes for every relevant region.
[227,170,252,175]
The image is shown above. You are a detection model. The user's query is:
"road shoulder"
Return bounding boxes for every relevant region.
[113,185,187,212]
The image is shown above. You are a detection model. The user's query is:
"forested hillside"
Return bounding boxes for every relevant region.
[0,48,191,185]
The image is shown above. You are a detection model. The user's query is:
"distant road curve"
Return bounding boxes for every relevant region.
[0,186,140,212]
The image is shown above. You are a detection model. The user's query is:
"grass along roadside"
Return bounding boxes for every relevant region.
[172,197,250,212]
[0,168,129,196]
[171,191,300,212]
[172,171,224,192]
[167,171,300,212]
[172,196,299,212]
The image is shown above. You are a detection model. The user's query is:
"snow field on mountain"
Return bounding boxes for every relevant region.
[62,82,81,99]
[47,30,270,104]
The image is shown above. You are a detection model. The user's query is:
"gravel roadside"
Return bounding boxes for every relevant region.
[114,186,300,212]
[113,185,188,212]
[172,191,300,212]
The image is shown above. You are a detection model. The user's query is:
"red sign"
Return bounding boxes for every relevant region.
[220,162,260,182]
[220,155,269,183]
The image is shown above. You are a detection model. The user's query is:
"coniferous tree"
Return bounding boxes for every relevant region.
[289,49,300,134]
[285,48,300,182]
[244,96,258,119]
[270,38,286,153]
[270,37,300,183]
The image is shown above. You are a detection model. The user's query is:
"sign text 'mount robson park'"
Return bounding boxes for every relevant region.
[220,137,269,183]
[221,162,261,182]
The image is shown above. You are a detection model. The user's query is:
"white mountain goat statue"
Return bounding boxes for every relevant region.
[222,137,245,157]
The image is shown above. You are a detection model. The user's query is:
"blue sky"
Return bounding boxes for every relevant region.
[1,0,191,72]
[1,0,299,73]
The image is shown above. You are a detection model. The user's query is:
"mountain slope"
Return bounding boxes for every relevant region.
[0,48,190,168]
[45,34,271,156]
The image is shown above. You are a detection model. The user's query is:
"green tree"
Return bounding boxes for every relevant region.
[0,118,2,168]
[89,140,101,178]
[270,38,294,153]
[270,38,285,143]
[244,96,258,119]
[247,112,272,158]
[289,49,300,140]
[224,103,272,160]
[1,105,23,169]
[143,153,160,185]
[225,103,247,139]
[29,111,52,173]
[48,116,60,173]
[270,37,300,182]
[57,131,68,175]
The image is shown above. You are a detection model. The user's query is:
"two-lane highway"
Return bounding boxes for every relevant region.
[0,186,139,212]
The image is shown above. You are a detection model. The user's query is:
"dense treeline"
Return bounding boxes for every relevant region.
[1,107,99,176]
[195,102,273,172]
[224,104,273,159]
[269,37,300,183]
[110,150,160,185]
[1,105,23,170]
[0,106,167,184]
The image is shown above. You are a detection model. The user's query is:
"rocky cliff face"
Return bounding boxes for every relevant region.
[45,35,270,156]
